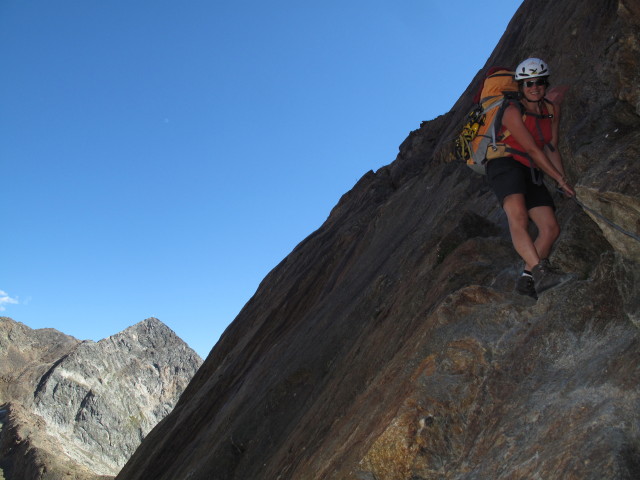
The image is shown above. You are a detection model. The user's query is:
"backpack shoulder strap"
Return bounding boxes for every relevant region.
[495,99,524,141]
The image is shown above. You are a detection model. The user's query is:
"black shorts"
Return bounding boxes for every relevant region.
[486,157,555,210]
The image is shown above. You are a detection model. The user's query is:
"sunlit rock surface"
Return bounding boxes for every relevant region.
[108,0,637,478]
[0,317,202,479]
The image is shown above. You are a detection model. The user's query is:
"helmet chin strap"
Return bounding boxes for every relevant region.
[521,93,543,105]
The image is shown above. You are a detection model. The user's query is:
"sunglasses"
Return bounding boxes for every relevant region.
[522,78,548,88]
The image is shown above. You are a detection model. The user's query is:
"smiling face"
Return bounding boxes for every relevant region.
[520,77,549,102]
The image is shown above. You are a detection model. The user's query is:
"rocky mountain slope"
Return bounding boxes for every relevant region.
[115,0,640,478]
[0,317,202,480]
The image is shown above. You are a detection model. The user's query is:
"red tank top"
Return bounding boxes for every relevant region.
[502,101,554,167]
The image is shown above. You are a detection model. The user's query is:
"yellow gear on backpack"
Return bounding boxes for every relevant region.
[454,69,521,174]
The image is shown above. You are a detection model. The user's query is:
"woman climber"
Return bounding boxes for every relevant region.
[486,57,575,298]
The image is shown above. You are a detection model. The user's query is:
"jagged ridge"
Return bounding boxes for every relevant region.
[0,317,202,479]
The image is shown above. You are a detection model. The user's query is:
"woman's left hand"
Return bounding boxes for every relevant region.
[558,179,575,197]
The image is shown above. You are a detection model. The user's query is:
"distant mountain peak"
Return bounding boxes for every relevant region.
[0,316,202,478]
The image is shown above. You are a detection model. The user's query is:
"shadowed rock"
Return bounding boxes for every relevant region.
[108,0,639,478]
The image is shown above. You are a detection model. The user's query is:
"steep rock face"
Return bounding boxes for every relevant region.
[116,0,640,479]
[0,317,202,479]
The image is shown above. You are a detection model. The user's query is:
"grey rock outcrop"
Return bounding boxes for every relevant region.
[106,0,638,478]
[0,317,202,479]
[0,317,80,404]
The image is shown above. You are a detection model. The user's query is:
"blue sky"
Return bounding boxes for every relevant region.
[1,0,522,359]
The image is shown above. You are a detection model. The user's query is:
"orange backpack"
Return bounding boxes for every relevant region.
[455,68,523,174]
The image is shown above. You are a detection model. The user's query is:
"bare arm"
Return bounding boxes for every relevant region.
[502,104,574,196]
[544,102,566,177]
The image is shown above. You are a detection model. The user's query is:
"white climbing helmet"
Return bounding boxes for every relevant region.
[514,57,550,81]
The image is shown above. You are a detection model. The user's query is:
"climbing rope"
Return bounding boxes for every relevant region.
[557,188,640,243]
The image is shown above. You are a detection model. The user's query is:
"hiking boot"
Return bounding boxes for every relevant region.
[531,259,572,295]
[515,274,537,299]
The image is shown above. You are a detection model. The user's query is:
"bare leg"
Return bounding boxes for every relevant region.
[528,205,560,262]
[502,193,540,270]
